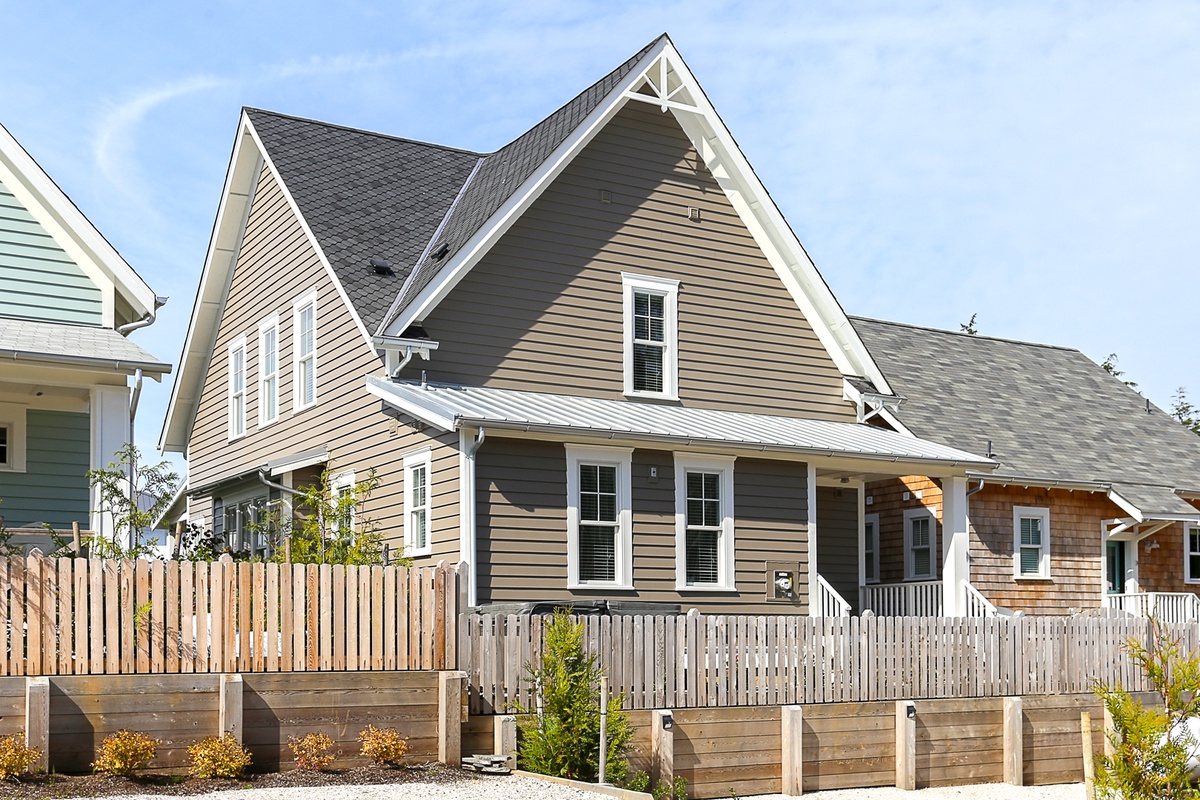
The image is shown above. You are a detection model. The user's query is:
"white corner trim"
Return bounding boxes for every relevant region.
[565,443,634,589]
[674,452,737,591]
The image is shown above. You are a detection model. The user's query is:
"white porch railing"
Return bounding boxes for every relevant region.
[1105,592,1200,623]
[815,573,852,617]
[962,580,999,618]
[860,580,943,617]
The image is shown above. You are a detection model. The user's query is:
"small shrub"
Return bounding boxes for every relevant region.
[92,729,158,776]
[0,733,40,780]
[288,732,335,771]
[357,725,409,766]
[651,775,688,800]
[187,734,251,779]
[625,770,650,792]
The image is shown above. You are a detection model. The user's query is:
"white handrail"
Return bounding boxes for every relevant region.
[815,573,852,617]
[961,580,999,618]
[860,580,943,616]
[1105,592,1200,623]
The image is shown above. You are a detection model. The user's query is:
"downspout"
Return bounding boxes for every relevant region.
[462,427,486,607]
[116,295,169,336]
[967,479,985,498]
[127,368,143,550]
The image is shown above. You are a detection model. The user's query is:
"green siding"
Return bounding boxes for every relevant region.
[0,177,102,326]
[0,410,90,528]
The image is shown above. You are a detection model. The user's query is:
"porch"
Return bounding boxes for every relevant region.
[1104,591,1200,624]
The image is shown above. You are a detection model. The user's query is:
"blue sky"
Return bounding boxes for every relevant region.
[2,1,1197,471]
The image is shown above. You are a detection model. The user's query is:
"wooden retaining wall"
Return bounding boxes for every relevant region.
[802,701,894,791]
[917,697,1003,788]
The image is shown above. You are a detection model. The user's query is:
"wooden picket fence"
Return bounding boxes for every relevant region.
[464,612,1195,713]
[0,553,463,676]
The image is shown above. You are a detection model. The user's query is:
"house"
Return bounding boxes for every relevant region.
[159,34,998,614]
[0,121,171,543]
[851,317,1200,618]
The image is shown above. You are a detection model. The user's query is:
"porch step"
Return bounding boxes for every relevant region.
[462,754,514,774]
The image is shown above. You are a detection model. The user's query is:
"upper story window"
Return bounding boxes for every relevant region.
[293,290,318,411]
[864,512,880,584]
[904,508,936,580]
[674,454,736,591]
[622,273,679,400]
[566,445,632,588]
[404,450,432,557]
[1187,526,1200,584]
[258,314,279,426]
[227,335,247,440]
[1013,506,1050,578]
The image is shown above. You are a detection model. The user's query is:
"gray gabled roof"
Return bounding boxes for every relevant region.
[244,35,666,336]
[852,316,1200,515]
[0,317,171,375]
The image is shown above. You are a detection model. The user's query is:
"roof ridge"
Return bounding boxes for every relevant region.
[243,107,484,157]
[850,315,1079,353]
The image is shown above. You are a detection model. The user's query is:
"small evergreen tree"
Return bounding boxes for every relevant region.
[518,609,632,783]
[1101,353,1141,393]
[1171,387,1200,436]
[1094,618,1200,799]
[959,313,978,335]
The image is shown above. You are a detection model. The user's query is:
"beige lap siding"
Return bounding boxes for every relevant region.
[475,436,809,613]
[185,162,459,556]
[421,101,853,422]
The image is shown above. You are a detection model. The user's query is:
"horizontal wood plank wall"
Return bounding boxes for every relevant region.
[801,701,894,791]
[674,706,781,799]
[0,555,461,675]
[48,674,220,772]
[916,697,1003,787]
[1022,693,1110,785]
[0,677,25,738]
[242,671,439,771]
[465,613,1190,713]
[422,102,853,422]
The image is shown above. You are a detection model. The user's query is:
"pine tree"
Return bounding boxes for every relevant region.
[1170,387,1200,436]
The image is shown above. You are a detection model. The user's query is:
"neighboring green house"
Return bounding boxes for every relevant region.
[0,121,171,541]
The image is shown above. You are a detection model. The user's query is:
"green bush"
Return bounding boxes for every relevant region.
[1094,617,1200,800]
[517,609,632,782]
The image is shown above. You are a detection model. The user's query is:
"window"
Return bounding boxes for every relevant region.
[0,425,7,468]
[227,336,247,439]
[1187,526,1200,584]
[330,470,356,537]
[293,290,318,410]
[1013,506,1050,578]
[622,273,679,399]
[222,495,272,559]
[674,454,736,590]
[258,314,279,425]
[566,445,632,588]
[864,512,880,584]
[904,508,937,580]
[404,451,432,557]
[0,404,27,472]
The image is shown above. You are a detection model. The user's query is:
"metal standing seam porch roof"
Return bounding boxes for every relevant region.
[365,377,997,470]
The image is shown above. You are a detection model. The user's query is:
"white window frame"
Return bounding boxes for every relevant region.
[674,453,736,591]
[329,469,356,537]
[292,289,318,412]
[0,403,27,472]
[258,313,280,427]
[1013,506,1051,579]
[227,335,247,441]
[1186,525,1200,584]
[903,507,937,581]
[565,444,633,590]
[864,512,880,585]
[403,450,432,557]
[622,273,679,400]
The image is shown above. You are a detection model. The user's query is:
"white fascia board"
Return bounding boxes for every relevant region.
[159,116,262,453]
[364,376,457,432]
[0,122,156,318]
[1106,488,1145,523]
[383,38,671,337]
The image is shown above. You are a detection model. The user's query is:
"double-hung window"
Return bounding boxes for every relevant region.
[330,470,356,537]
[675,454,735,590]
[1187,525,1200,583]
[864,512,880,585]
[404,450,432,557]
[293,290,318,411]
[258,314,279,425]
[227,336,247,440]
[622,273,679,399]
[566,445,632,588]
[903,508,936,580]
[0,404,26,472]
[1013,506,1050,578]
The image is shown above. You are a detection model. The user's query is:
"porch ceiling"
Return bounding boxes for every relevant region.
[366,377,997,471]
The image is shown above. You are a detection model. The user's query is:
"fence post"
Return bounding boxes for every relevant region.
[895,700,916,790]
[1003,696,1023,785]
[652,709,675,791]
[219,673,243,742]
[781,704,803,795]
[494,714,517,768]
[439,670,467,765]
[1102,705,1115,757]
[25,676,49,772]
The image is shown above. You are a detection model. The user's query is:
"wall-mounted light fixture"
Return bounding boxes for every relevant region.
[661,712,674,730]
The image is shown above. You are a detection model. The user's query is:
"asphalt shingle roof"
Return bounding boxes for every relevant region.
[0,318,170,373]
[851,316,1200,511]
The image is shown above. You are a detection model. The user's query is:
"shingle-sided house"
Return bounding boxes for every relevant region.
[0,121,171,540]
[160,35,1001,614]
[852,317,1200,618]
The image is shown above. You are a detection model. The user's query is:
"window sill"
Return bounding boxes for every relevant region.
[408,549,433,559]
[676,585,738,593]
[1013,576,1053,582]
[0,465,25,473]
[623,391,679,403]
[568,584,635,592]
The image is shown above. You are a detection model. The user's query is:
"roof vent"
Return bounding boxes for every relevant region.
[370,256,394,275]
[431,243,450,261]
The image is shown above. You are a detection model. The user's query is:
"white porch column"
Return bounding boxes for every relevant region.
[90,384,130,545]
[942,476,970,617]
[807,463,818,615]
